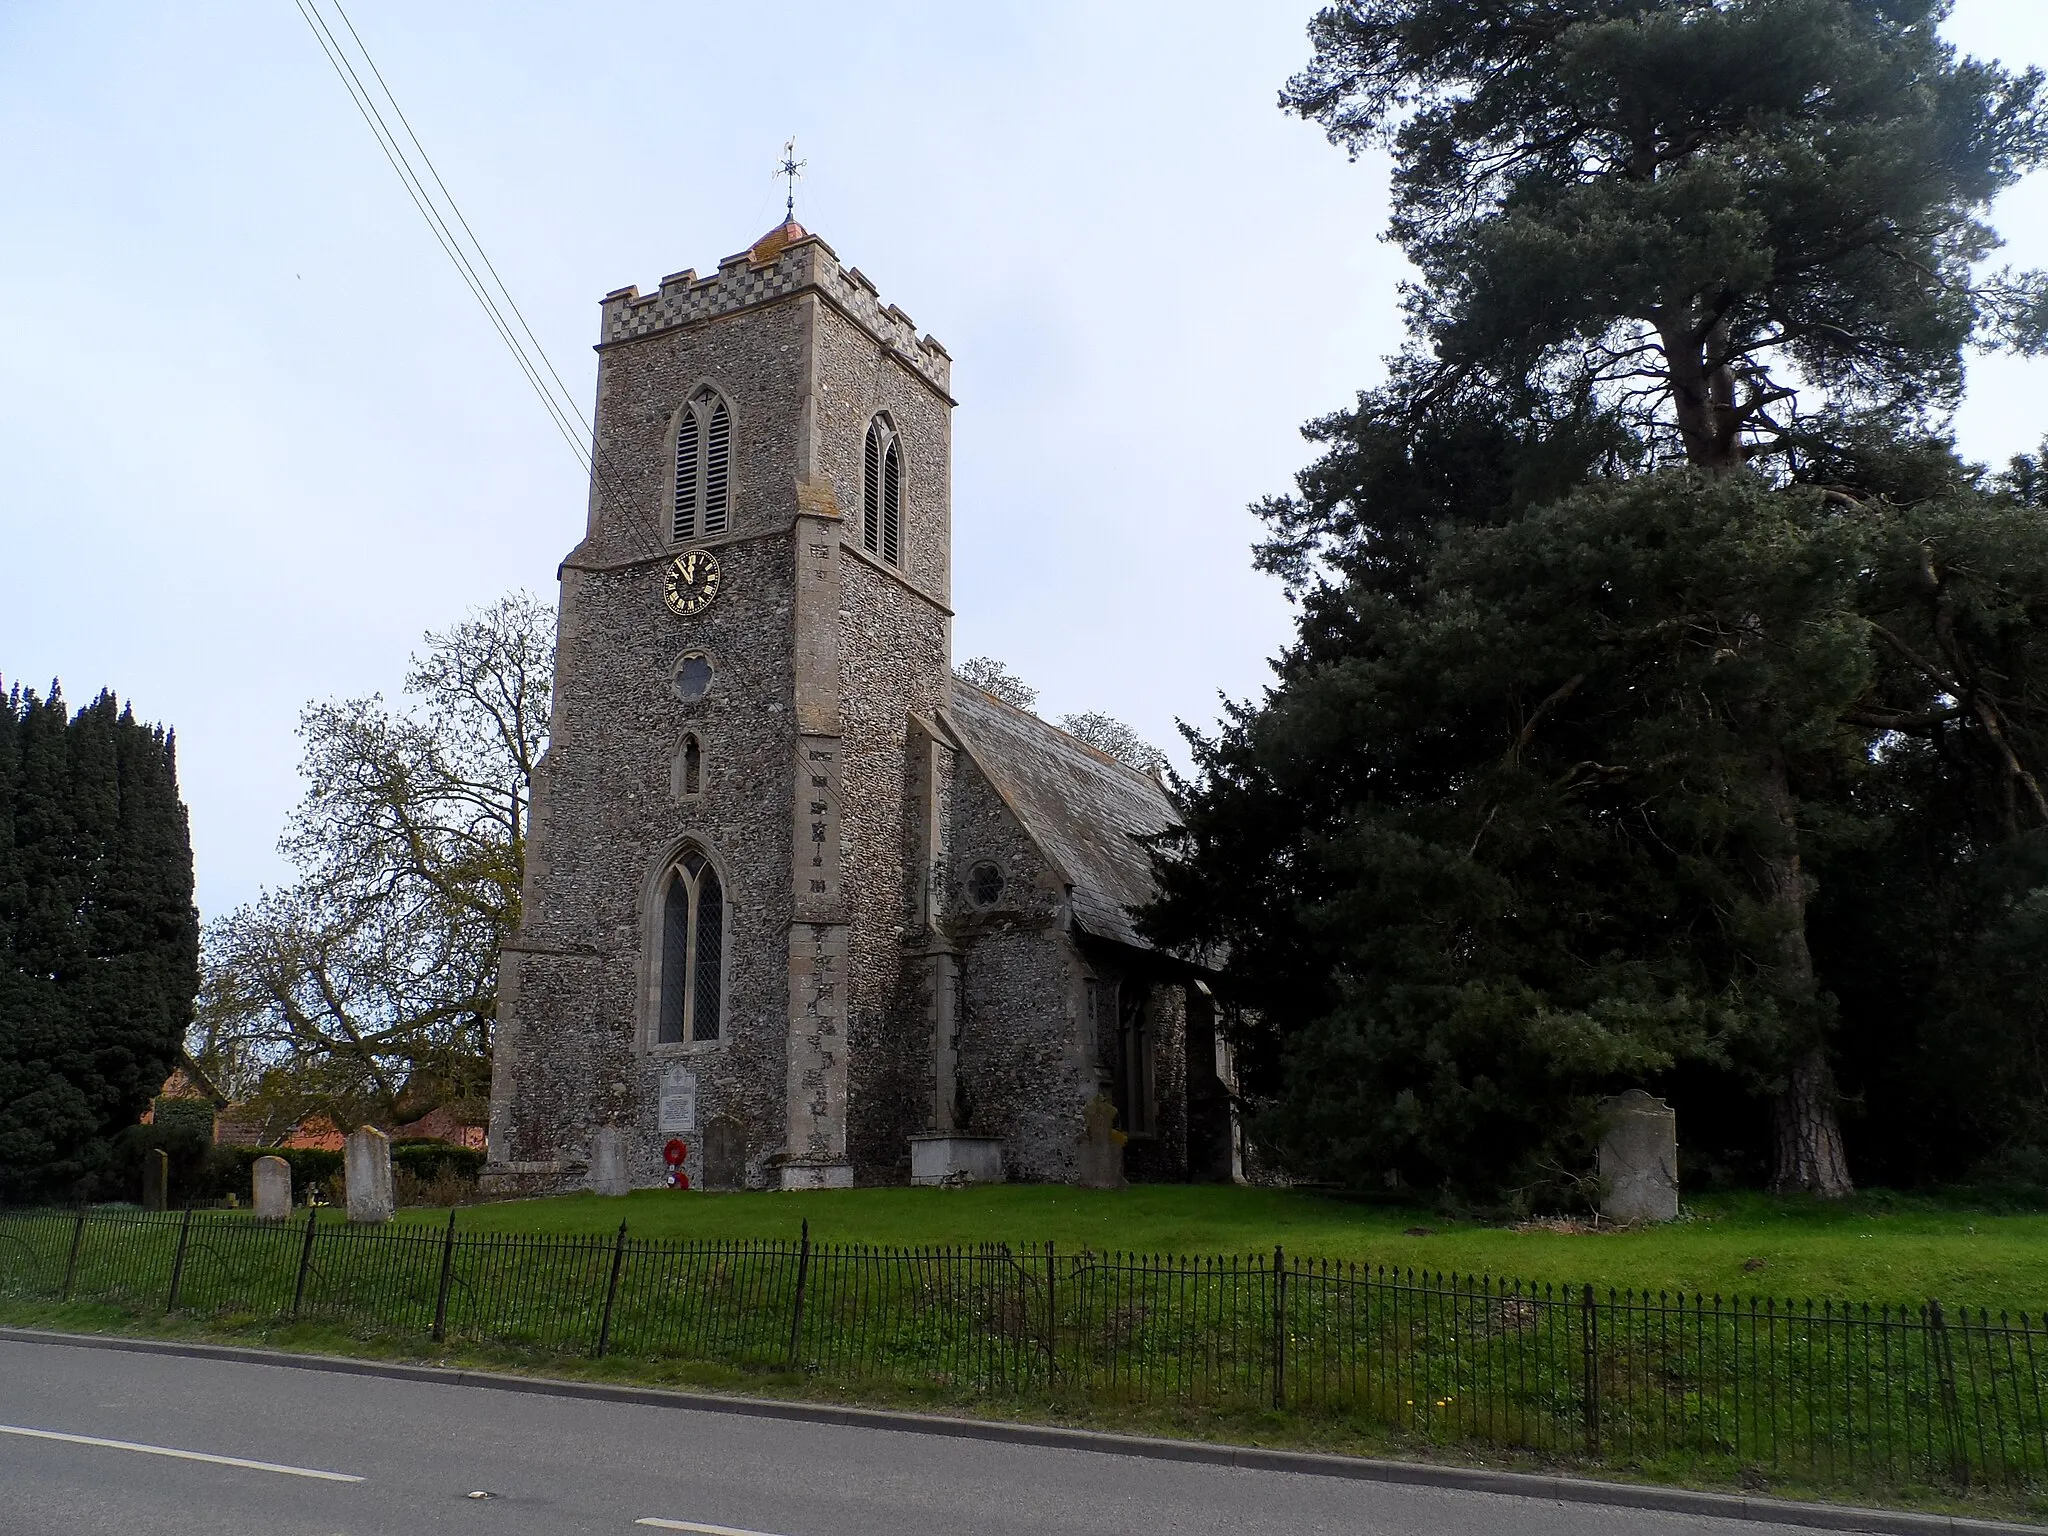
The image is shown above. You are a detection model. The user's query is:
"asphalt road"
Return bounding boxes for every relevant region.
[0,1336,1877,1536]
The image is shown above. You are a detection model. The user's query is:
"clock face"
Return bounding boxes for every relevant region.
[663,551,722,617]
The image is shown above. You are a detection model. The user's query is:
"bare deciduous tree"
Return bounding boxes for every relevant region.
[191,593,553,1133]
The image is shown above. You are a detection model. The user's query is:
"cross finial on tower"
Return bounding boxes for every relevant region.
[776,138,806,221]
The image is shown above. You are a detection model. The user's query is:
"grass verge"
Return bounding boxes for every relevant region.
[4,1295,2042,1527]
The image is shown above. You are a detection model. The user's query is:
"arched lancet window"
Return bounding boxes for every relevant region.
[681,735,702,796]
[657,849,724,1044]
[862,415,901,566]
[673,388,732,542]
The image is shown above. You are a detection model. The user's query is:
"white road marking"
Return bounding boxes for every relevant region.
[636,1521,791,1536]
[0,1422,364,1483]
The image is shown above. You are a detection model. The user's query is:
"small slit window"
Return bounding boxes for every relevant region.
[681,735,702,796]
[658,849,724,1044]
[673,388,732,542]
[862,415,902,566]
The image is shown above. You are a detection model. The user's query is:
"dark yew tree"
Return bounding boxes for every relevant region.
[0,684,200,1201]
[1146,0,2048,1199]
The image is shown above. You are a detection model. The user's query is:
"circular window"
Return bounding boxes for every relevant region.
[671,652,713,704]
[968,862,1005,908]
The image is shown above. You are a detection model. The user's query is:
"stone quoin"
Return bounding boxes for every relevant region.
[483,219,1238,1194]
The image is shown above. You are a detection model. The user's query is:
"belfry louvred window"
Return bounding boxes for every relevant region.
[672,388,732,542]
[862,416,901,566]
[658,849,723,1044]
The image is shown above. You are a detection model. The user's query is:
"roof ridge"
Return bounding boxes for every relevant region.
[950,680,1163,789]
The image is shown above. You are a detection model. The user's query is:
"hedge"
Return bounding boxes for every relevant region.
[390,1140,484,1182]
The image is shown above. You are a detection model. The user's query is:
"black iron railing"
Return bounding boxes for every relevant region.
[2,1206,2041,1495]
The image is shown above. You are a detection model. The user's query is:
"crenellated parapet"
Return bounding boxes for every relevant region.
[599,220,952,396]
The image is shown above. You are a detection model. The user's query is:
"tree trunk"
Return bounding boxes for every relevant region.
[1771,1044,1854,1197]
[1657,315,1743,470]
[1747,749,1855,1197]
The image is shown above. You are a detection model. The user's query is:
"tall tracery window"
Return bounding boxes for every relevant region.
[862,415,902,566]
[658,849,724,1044]
[672,387,732,542]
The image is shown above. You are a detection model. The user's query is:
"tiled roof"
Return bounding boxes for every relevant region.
[942,684,1179,951]
[746,216,808,265]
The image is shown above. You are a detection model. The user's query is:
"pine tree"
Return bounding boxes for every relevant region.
[1147,0,2048,1197]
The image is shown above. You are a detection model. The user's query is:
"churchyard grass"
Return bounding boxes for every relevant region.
[382,1184,2048,1311]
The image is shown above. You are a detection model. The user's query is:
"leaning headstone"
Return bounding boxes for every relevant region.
[1075,1093,1127,1190]
[252,1155,292,1220]
[344,1126,394,1224]
[1598,1089,1679,1224]
[142,1147,169,1211]
[589,1125,629,1196]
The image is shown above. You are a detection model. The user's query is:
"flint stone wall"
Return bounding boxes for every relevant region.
[815,300,953,1182]
[492,537,797,1195]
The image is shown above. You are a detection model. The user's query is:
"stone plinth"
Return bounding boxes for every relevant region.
[142,1148,169,1210]
[590,1126,629,1196]
[1598,1089,1679,1224]
[1075,1094,1127,1190]
[908,1134,1005,1187]
[345,1126,395,1224]
[252,1155,292,1220]
[779,1160,855,1191]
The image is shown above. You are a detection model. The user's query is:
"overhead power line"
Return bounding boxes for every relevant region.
[292,0,621,498]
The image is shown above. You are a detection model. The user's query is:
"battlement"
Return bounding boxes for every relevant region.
[599,221,952,395]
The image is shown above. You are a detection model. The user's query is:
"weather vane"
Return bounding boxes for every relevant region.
[776,137,806,221]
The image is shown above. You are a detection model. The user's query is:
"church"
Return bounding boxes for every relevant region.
[482,219,1237,1194]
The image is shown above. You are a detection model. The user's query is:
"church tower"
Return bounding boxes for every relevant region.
[486,219,956,1192]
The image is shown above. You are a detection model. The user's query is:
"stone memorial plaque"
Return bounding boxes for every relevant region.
[659,1066,698,1134]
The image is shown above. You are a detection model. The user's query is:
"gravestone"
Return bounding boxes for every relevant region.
[1075,1093,1127,1190]
[142,1147,169,1211]
[1598,1089,1679,1224]
[344,1126,395,1224]
[590,1125,629,1196]
[252,1155,292,1220]
[701,1116,746,1191]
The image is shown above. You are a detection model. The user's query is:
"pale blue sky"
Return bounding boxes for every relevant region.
[4,1,2047,920]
